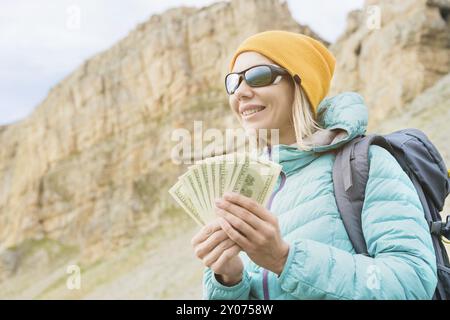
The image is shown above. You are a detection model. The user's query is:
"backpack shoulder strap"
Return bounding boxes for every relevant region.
[332,134,394,256]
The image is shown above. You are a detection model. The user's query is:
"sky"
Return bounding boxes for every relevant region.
[0,0,364,125]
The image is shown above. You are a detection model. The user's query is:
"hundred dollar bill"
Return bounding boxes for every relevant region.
[229,154,250,194]
[237,156,282,207]
[218,156,227,198]
[189,164,211,220]
[212,161,219,204]
[203,159,217,222]
[179,170,207,219]
[195,157,220,222]
[198,158,218,222]
[223,153,241,193]
[199,162,214,222]
[169,180,204,226]
[207,154,228,199]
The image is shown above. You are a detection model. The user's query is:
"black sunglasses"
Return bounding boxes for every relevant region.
[225,64,290,95]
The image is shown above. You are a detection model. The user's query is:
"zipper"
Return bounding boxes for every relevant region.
[262,145,287,300]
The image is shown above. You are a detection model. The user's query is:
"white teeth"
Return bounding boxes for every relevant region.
[242,107,264,116]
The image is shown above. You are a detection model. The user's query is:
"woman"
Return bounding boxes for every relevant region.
[190,30,437,299]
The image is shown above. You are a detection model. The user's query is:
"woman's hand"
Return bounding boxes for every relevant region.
[191,219,243,285]
[214,192,289,276]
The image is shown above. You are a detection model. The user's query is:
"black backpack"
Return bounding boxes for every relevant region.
[332,128,450,300]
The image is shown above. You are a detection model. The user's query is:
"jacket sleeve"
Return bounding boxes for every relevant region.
[277,145,438,299]
[202,252,252,300]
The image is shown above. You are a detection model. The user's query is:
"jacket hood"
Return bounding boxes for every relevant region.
[262,92,368,176]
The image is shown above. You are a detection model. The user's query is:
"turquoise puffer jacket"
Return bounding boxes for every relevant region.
[203,92,437,300]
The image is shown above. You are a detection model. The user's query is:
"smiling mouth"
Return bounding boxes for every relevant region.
[241,106,266,117]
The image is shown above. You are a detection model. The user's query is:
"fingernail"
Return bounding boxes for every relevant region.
[215,198,223,206]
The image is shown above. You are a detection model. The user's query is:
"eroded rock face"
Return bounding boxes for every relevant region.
[329,0,450,128]
[0,0,321,280]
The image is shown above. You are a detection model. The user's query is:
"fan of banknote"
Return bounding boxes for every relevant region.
[169,153,282,226]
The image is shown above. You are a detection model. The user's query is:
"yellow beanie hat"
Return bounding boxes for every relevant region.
[229,30,336,113]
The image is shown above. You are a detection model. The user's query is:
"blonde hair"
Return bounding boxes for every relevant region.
[291,81,324,151]
[247,77,324,154]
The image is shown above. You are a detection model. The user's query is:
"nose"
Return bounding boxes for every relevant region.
[234,78,254,100]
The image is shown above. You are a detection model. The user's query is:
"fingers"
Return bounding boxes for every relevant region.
[223,192,275,224]
[202,238,236,267]
[191,220,222,246]
[194,229,228,259]
[218,217,252,250]
[215,198,264,230]
[210,244,241,271]
[215,206,258,240]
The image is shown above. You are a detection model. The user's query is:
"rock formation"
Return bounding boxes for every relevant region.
[330,0,450,128]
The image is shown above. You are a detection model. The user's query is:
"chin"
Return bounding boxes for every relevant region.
[242,122,271,133]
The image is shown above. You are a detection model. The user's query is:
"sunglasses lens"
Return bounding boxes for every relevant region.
[225,73,240,94]
[245,66,272,87]
[225,65,281,94]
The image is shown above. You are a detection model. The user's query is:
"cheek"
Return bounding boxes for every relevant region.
[282,96,294,115]
[229,97,236,112]
[267,96,293,126]
[229,97,241,119]
[278,88,294,117]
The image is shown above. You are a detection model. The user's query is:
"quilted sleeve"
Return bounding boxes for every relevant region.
[277,145,437,299]
[202,252,252,300]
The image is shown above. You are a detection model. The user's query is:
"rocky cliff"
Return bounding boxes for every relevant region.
[330,0,450,128]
